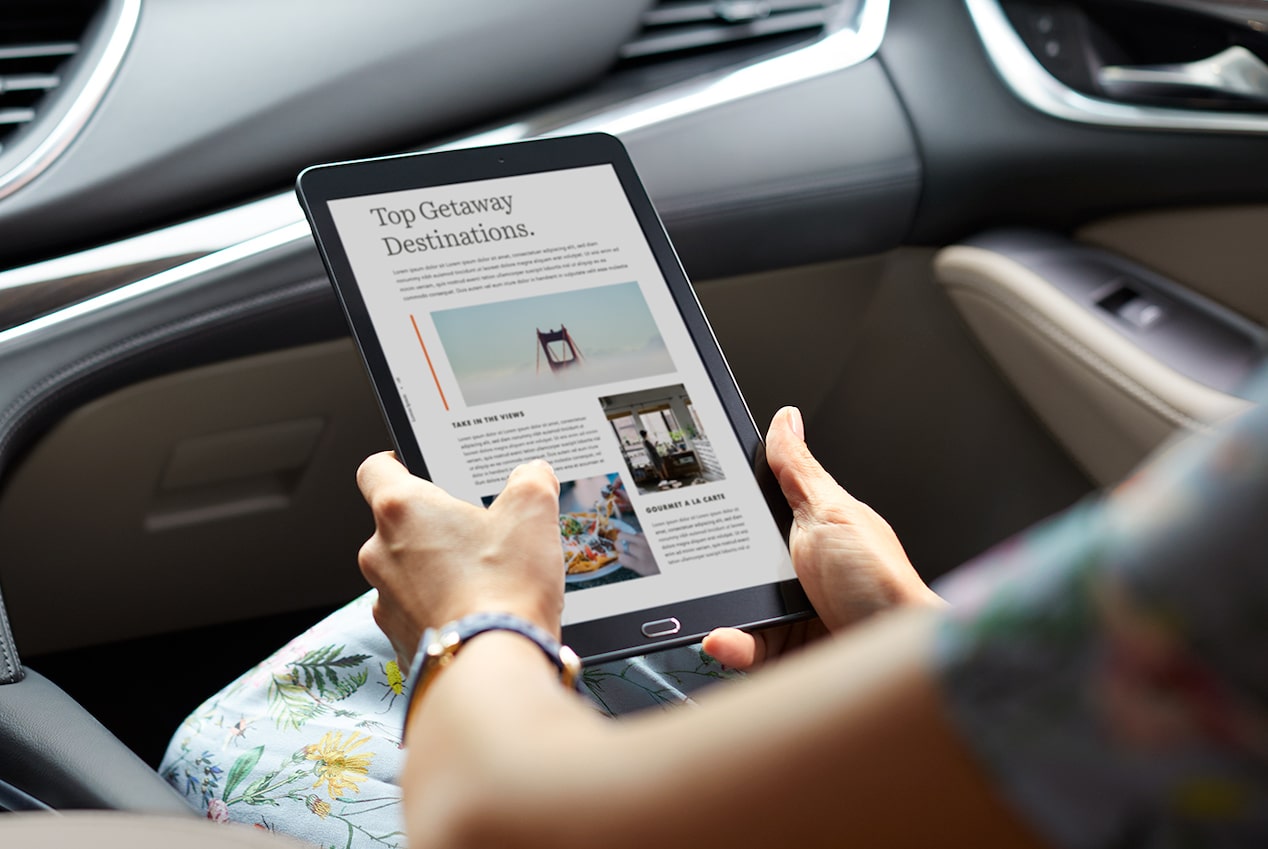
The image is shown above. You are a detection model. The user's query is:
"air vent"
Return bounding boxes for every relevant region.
[0,1,100,155]
[620,0,847,62]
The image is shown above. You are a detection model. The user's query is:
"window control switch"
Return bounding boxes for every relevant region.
[1098,283,1166,330]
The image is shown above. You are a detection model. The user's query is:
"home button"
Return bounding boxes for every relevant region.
[641,617,681,638]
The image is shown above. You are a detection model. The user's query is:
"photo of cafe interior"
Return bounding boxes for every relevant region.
[598,384,726,496]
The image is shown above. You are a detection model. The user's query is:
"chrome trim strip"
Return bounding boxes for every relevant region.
[0,222,312,347]
[965,0,1268,134]
[0,0,143,201]
[435,0,889,145]
[0,0,888,343]
[0,193,299,291]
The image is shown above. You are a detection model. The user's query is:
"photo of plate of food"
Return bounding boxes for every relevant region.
[484,471,661,588]
[561,512,636,583]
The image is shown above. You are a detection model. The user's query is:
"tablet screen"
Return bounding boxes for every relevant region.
[315,147,797,647]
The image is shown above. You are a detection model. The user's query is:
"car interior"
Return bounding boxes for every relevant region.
[0,0,1266,827]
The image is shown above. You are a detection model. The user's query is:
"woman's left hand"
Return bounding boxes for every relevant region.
[356,453,566,670]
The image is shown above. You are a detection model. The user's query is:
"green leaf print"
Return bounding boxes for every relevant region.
[222,745,264,801]
[266,646,373,731]
[240,773,273,801]
[335,669,368,700]
[306,667,326,692]
[290,646,372,701]
[267,676,325,731]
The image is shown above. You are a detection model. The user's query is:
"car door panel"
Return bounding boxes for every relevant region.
[1078,206,1268,327]
[935,234,1261,484]
[881,0,1268,242]
[878,1,1268,486]
[697,248,1095,580]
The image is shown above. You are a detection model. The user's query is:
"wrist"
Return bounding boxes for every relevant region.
[401,611,580,735]
[430,597,563,641]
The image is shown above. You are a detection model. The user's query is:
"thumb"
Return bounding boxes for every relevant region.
[702,627,765,669]
[765,406,852,521]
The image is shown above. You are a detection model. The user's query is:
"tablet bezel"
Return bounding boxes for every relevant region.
[296,132,810,664]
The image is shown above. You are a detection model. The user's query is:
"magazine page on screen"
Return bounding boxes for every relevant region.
[327,163,794,626]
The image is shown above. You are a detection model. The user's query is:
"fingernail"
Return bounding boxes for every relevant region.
[787,406,804,441]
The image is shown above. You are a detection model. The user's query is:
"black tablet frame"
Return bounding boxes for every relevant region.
[297,132,809,664]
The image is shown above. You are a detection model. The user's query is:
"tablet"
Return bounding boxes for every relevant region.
[297,133,810,663]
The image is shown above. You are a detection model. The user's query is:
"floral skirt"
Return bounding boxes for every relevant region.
[160,591,738,847]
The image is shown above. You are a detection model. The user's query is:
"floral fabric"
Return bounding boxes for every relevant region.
[165,378,1268,849]
[160,594,737,847]
[936,378,1268,849]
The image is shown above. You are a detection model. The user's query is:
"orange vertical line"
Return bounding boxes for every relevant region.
[410,314,449,411]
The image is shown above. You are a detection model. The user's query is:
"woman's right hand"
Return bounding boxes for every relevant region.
[704,406,943,669]
[356,453,566,671]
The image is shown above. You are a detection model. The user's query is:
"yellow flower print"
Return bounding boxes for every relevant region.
[304,731,374,798]
[306,794,331,819]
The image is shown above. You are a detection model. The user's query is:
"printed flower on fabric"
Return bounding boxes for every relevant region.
[305,794,332,819]
[305,730,374,798]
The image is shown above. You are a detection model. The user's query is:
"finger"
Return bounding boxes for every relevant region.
[357,535,385,587]
[357,452,454,524]
[702,627,765,669]
[356,451,412,500]
[491,459,560,520]
[764,406,853,519]
[505,457,559,492]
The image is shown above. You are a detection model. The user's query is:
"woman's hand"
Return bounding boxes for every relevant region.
[703,618,830,668]
[615,530,657,577]
[704,406,942,669]
[356,453,566,670]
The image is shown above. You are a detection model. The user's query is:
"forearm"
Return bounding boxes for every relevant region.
[615,609,1045,849]
[400,632,608,849]
[400,611,1048,849]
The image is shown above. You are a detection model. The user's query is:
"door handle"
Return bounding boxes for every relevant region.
[1097,45,1268,106]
